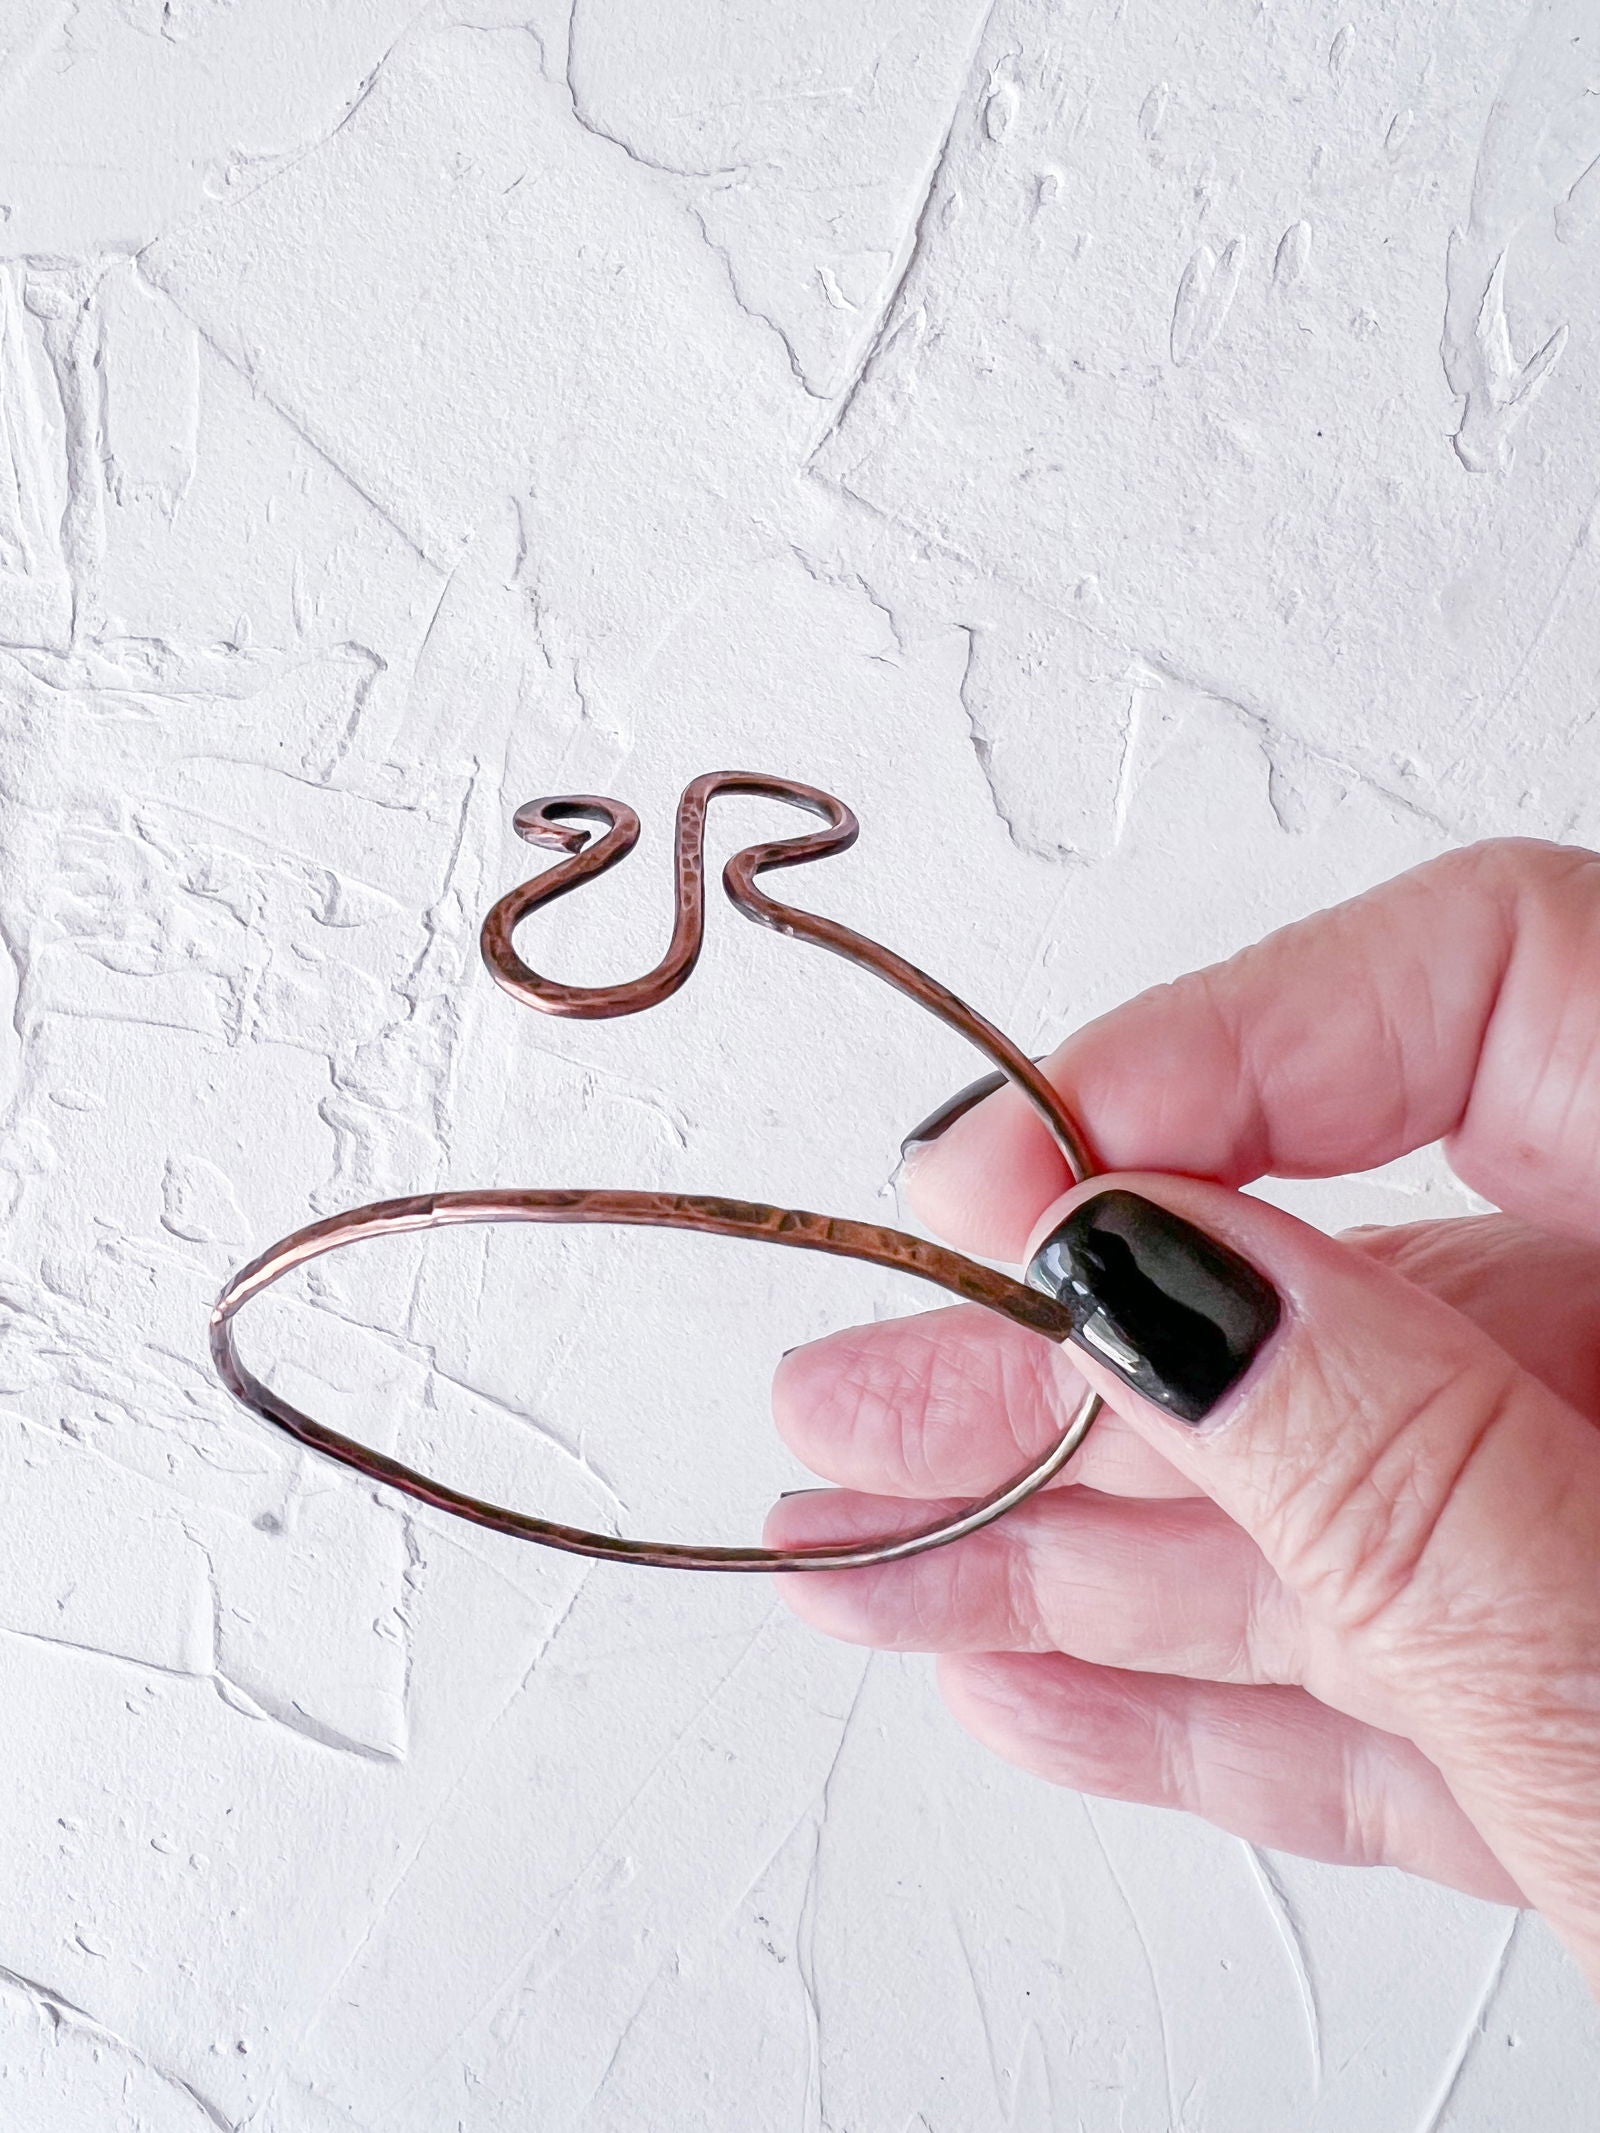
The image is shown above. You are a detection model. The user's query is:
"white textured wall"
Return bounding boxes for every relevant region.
[1,2,1598,2127]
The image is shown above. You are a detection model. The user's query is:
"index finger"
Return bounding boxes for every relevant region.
[907,838,1600,1262]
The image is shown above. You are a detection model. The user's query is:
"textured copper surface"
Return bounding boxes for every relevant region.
[212,774,1103,1571]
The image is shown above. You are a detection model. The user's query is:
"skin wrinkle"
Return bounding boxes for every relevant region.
[947,1523,1004,1653]
[1151,1679,1193,1818]
[1453,844,1600,1216]
[781,1307,1066,1495]
[1018,1501,1116,1661]
[1256,1343,1528,1642]
[846,1339,947,1500]
[1353,1216,1600,1419]
[1390,881,1452,1113]
[1363,942,1421,1155]
[1169,958,1267,1178]
[1000,1513,1044,1653]
[1233,1528,1299,1688]
[1042,1497,1256,1682]
[1125,1523,1200,1670]
[908,1305,1032,1476]
[1004,1325,1075,1465]
[1514,903,1600,1187]
[1342,1724,1398,1873]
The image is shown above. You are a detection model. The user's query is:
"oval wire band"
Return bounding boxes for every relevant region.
[212,773,1104,1571]
[211,1192,1098,1571]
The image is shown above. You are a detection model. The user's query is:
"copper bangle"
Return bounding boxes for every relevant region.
[211,773,1103,1571]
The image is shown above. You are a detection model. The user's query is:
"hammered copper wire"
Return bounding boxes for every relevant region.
[211,773,1104,1571]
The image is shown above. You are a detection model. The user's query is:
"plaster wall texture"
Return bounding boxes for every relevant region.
[0,1,1597,2127]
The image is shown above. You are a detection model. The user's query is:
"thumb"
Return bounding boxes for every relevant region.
[1024,1178,1600,1976]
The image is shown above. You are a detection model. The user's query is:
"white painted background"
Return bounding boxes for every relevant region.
[1,1,1598,2126]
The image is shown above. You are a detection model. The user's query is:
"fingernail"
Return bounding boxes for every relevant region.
[899,1069,1008,1161]
[1025,1188,1281,1424]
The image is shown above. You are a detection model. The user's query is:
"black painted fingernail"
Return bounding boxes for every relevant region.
[900,1069,1008,1160]
[1025,1189,1281,1424]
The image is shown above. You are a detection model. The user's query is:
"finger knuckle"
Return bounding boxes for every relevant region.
[1444,834,1599,902]
[1261,1351,1524,1643]
[1234,1555,1303,1687]
[1336,1728,1397,1868]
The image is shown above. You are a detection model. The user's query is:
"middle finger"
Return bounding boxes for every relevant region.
[765,1483,1304,1684]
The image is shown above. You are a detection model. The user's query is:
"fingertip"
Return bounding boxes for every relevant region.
[769,1339,812,1452]
[762,1491,850,1628]
[900,1079,1075,1263]
[770,1330,857,1467]
[762,1491,932,1642]
[761,1486,863,1554]
[764,1487,961,1552]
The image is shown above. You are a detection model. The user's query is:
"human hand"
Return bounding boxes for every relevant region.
[766,838,1600,1991]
